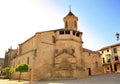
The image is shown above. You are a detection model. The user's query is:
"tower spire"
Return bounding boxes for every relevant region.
[69,5,71,12]
[63,7,78,30]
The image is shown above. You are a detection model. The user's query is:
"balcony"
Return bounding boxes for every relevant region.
[114,60,119,63]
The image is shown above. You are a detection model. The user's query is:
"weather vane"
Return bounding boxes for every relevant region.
[69,5,71,12]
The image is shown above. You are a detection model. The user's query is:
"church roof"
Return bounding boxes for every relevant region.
[67,11,75,16]
[20,28,82,45]
[99,43,120,50]
[64,11,77,18]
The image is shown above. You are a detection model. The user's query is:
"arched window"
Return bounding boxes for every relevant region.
[52,36,56,43]
[76,32,79,37]
[74,21,77,28]
[65,21,68,28]
[65,30,70,34]
[27,57,29,64]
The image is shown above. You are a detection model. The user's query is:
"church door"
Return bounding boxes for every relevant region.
[88,68,91,76]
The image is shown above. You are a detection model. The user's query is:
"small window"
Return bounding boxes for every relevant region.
[76,32,79,37]
[107,49,109,52]
[107,67,109,70]
[65,30,70,34]
[107,59,111,63]
[74,21,77,28]
[103,58,105,63]
[73,31,76,35]
[115,56,118,60]
[60,31,64,34]
[65,21,68,28]
[52,36,56,43]
[113,48,117,53]
[27,57,29,64]
[102,51,104,53]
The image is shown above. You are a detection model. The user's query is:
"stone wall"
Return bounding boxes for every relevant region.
[19,35,37,55]
[32,31,55,80]
[83,50,103,76]
[10,30,103,81]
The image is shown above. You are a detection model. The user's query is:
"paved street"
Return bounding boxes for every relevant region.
[34,73,120,84]
[0,73,120,84]
[0,79,28,84]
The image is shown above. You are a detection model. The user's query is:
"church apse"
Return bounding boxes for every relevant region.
[52,48,76,79]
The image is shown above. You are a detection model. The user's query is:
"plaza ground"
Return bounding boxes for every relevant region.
[0,73,120,84]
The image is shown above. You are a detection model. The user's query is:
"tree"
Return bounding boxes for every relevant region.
[15,63,28,81]
[2,67,10,78]
[9,68,15,79]
[2,67,15,79]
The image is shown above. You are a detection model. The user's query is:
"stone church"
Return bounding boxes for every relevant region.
[5,10,103,80]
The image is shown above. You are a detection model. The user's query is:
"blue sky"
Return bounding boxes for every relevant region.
[0,0,120,58]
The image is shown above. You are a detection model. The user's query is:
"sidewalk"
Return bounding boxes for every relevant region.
[0,79,29,84]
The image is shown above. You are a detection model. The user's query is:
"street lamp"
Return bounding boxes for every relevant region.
[115,32,119,41]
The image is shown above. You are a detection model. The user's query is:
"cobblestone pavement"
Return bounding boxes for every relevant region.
[0,73,120,84]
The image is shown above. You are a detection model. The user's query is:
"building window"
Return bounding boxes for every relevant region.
[60,31,64,34]
[107,49,109,52]
[114,56,119,63]
[52,36,56,43]
[102,51,104,53]
[107,59,111,63]
[65,30,70,34]
[103,58,105,63]
[115,56,118,60]
[73,31,76,35]
[76,32,79,37]
[74,21,77,28]
[27,57,29,64]
[107,67,109,70]
[65,21,68,28]
[113,48,117,53]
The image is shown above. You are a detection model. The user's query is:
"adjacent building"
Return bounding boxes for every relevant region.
[4,10,103,80]
[4,48,17,68]
[99,43,120,73]
[0,58,4,75]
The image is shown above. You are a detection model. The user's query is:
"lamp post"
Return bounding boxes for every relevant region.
[115,32,119,41]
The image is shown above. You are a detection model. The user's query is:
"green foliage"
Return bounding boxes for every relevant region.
[9,68,15,74]
[15,63,28,72]
[15,63,28,81]
[2,67,15,79]
[2,67,10,74]
[2,67,15,74]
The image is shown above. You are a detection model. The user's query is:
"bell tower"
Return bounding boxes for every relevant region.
[63,9,78,30]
